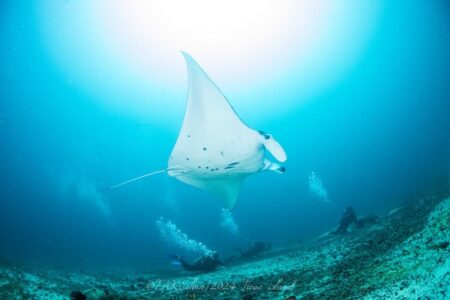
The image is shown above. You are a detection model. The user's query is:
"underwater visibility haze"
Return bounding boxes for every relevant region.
[0,0,450,299]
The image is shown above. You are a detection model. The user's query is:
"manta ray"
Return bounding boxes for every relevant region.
[109,52,287,209]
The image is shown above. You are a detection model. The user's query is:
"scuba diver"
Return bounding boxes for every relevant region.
[331,207,380,235]
[225,241,272,264]
[238,241,271,260]
[357,213,379,228]
[169,251,225,273]
[333,206,358,234]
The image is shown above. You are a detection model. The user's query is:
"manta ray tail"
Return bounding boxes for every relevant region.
[104,169,167,191]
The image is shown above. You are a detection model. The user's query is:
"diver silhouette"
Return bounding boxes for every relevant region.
[169,252,225,273]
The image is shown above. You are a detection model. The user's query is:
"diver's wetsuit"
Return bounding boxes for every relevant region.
[178,252,225,272]
[357,214,379,228]
[334,206,358,234]
[239,242,271,260]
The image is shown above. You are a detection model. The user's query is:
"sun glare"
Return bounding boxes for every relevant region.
[40,0,381,120]
[100,0,326,84]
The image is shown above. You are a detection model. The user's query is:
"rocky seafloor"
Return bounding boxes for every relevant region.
[1,184,449,299]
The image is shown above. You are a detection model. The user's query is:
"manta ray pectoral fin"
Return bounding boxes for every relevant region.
[262,135,287,162]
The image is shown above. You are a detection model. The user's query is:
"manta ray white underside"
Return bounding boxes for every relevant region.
[167,53,286,209]
[110,52,287,209]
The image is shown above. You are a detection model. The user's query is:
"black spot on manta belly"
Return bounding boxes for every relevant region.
[203,147,207,151]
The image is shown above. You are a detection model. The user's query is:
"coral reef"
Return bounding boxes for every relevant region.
[1,185,449,299]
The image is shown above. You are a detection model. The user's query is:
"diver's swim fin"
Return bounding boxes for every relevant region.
[168,253,181,260]
[171,261,182,267]
[168,253,183,268]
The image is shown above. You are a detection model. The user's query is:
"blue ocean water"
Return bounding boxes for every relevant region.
[0,1,449,272]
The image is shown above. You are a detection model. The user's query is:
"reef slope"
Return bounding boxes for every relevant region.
[1,189,449,299]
